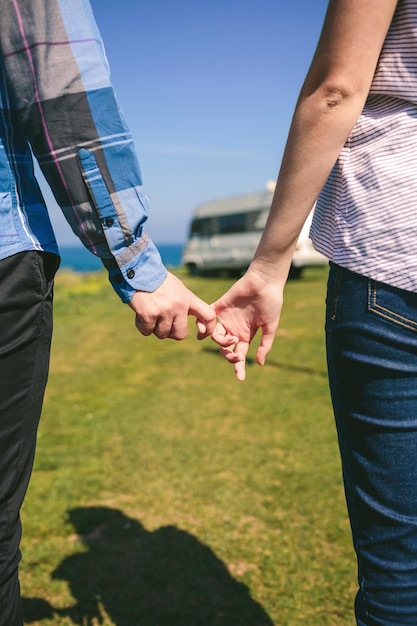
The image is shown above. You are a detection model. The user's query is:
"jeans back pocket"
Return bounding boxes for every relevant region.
[368,280,417,333]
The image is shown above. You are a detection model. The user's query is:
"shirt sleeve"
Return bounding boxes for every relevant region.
[0,0,167,302]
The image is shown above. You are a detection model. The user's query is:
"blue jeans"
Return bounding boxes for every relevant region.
[326,263,417,625]
[0,251,58,626]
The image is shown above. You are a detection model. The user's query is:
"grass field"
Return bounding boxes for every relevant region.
[20,266,356,626]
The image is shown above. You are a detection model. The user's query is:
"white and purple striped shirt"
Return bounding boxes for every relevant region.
[311,0,417,293]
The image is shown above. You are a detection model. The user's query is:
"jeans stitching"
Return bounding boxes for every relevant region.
[368,281,417,332]
[329,263,343,321]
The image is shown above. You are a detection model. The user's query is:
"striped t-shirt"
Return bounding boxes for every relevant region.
[310,0,417,293]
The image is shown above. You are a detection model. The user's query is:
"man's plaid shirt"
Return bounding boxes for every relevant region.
[0,0,166,301]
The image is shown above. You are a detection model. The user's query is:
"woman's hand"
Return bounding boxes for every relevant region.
[211,265,285,381]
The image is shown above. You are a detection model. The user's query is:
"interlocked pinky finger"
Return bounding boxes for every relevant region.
[220,346,244,363]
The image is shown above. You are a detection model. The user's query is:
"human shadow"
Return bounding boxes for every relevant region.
[22,506,274,626]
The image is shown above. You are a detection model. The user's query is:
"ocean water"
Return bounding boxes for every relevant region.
[58,243,183,272]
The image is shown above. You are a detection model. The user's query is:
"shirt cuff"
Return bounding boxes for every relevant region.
[103,235,167,303]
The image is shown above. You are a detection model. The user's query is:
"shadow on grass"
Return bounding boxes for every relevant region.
[23,506,274,626]
[202,345,328,379]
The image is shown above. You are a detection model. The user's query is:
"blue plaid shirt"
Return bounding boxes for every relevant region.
[0,0,167,302]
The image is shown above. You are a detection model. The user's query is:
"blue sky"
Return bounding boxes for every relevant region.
[46,0,329,245]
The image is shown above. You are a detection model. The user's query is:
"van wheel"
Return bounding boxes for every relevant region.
[186,263,200,276]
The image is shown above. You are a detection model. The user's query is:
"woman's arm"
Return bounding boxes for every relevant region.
[212,0,399,380]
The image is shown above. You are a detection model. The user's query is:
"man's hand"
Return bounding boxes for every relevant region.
[129,271,216,340]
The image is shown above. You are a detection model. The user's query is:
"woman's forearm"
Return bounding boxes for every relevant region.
[250,0,398,282]
[251,87,367,279]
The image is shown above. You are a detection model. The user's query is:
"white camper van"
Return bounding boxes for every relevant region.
[182,190,327,278]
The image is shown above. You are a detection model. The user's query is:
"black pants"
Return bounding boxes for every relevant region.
[0,251,58,625]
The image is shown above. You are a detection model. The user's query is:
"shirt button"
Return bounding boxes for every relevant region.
[127,269,135,279]
[105,217,114,227]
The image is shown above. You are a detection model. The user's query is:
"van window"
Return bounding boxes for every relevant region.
[189,209,264,238]
[190,217,214,237]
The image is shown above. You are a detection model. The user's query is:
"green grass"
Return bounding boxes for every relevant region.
[20,266,356,626]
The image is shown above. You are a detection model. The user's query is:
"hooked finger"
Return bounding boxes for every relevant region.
[211,321,239,347]
[220,345,244,363]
